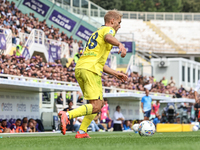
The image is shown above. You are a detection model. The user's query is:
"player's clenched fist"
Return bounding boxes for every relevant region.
[118,43,126,58]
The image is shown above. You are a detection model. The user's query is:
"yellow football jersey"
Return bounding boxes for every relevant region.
[75,26,116,76]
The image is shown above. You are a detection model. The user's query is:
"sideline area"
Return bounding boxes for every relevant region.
[0,132,200,150]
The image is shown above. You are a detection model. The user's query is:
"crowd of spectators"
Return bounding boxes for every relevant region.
[0,53,77,83]
[102,72,195,99]
[0,51,196,101]
[0,117,44,133]
[0,0,83,56]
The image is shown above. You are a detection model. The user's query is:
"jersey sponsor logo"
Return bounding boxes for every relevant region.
[83,52,97,56]
[109,29,113,34]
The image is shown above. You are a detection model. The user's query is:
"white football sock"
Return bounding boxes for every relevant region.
[79,130,85,134]
[66,112,69,118]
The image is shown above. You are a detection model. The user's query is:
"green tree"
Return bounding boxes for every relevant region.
[182,0,200,12]
[162,0,183,12]
[91,0,200,12]
[144,0,157,12]
[90,0,122,10]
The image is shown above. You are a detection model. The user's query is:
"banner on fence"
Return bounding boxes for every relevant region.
[23,0,50,17]
[111,42,132,53]
[0,34,6,50]
[49,10,76,32]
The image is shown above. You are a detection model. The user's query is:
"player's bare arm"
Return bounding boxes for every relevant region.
[103,65,128,82]
[104,34,126,58]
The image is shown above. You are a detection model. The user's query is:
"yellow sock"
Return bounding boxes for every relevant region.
[68,104,93,119]
[79,114,97,132]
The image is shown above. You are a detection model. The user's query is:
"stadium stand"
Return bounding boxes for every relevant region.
[118,19,175,53]
[151,20,200,53]
[0,1,197,99]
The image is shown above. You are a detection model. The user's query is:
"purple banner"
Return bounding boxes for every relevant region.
[0,34,6,50]
[49,45,61,61]
[48,49,54,63]
[49,10,76,32]
[23,0,50,17]
[76,25,93,41]
[111,42,132,53]
[22,48,30,60]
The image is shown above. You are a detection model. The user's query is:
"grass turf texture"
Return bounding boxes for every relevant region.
[0,131,200,150]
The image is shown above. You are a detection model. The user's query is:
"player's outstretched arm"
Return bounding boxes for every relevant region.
[104,34,126,58]
[103,65,127,82]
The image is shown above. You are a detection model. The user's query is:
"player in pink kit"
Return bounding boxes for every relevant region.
[100,99,112,129]
[151,100,160,118]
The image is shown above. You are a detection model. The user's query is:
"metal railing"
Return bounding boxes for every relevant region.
[49,0,200,25]
[0,73,173,98]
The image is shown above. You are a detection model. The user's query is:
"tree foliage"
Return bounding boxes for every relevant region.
[90,0,200,12]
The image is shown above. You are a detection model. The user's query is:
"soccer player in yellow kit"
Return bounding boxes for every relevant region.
[58,10,128,138]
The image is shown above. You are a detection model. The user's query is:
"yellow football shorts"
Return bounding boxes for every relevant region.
[75,69,103,100]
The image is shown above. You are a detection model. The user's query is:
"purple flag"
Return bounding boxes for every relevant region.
[76,25,93,41]
[48,49,54,63]
[22,48,30,60]
[0,34,6,50]
[111,42,132,53]
[49,45,61,61]
[49,10,76,32]
[23,0,50,17]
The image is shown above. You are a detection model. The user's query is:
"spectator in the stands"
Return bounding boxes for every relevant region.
[0,119,10,133]
[16,42,25,56]
[168,76,175,87]
[94,113,106,131]
[22,117,28,123]
[60,54,68,68]
[74,116,83,132]
[153,114,161,126]
[57,93,63,104]
[74,49,83,64]
[27,121,34,132]
[10,118,21,132]
[113,105,124,131]
[18,120,29,132]
[123,120,131,130]
[161,76,168,86]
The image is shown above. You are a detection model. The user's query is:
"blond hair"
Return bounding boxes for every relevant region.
[104,9,122,23]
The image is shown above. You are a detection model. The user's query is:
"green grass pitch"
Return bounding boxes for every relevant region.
[0,131,200,150]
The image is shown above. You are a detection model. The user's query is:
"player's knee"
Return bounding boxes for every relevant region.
[92,104,102,113]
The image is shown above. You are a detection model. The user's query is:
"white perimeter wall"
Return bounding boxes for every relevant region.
[0,91,40,120]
